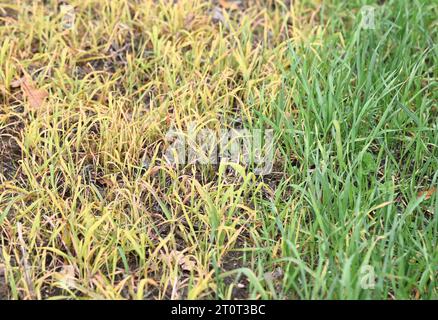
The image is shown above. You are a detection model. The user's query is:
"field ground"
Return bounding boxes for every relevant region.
[0,0,437,299]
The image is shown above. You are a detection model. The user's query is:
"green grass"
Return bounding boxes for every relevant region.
[0,0,437,299]
[248,0,438,299]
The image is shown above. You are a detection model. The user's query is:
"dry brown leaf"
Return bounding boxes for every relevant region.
[14,75,48,109]
[58,265,76,288]
[160,250,197,272]
[180,255,196,272]
[417,187,436,200]
[219,0,240,10]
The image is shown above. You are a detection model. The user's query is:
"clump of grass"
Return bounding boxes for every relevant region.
[0,0,437,299]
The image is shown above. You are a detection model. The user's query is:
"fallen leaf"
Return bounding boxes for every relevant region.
[180,255,196,272]
[13,75,48,109]
[58,265,76,288]
[160,250,197,272]
[417,187,436,200]
[219,0,240,10]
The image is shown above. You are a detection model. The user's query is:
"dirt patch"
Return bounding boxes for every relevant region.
[0,130,22,181]
[221,243,250,299]
[0,102,24,181]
